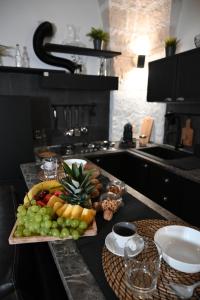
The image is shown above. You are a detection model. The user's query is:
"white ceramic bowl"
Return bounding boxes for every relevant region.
[64,158,87,168]
[154,225,200,273]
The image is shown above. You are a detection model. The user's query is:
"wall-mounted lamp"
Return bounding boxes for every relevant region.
[137,55,145,68]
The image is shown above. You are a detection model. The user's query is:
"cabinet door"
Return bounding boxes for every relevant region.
[88,152,128,181]
[149,165,181,215]
[147,56,177,102]
[180,178,200,227]
[121,154,151,195]
[176,49,200,102]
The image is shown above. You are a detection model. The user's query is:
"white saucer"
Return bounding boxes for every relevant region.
[105,232,144,257]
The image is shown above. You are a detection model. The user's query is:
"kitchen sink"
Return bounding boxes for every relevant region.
[137,146,193,160]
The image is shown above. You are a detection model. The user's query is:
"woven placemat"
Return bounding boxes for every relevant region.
[102,219,200,300]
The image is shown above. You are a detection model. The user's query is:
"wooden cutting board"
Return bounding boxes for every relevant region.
[139,116,154,142]
[181,119,194,146]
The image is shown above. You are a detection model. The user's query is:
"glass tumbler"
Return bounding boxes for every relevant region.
[43,157,58,179]
[124,236,162,297]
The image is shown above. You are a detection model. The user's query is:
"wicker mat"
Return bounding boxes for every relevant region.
[102,219,200,300]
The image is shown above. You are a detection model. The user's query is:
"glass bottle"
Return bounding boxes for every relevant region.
[15,44,22,67]
[22,46,30,67]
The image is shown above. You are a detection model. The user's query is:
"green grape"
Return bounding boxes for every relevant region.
[52,221,58,229]
[17,225,24,232]
[30,205,40,213]
[17,205,25,213]
[35,214,42,223]
[45,206,53,216]
[33,223,40,233]
[27,211,35,219]
[43,214,50,222]
[57,217,64,226]
[30,199,36,205]
[60,228,69,239]
[51,228,60,237]
[14,230,23,238]
[44,220,52,229]
[28,217,35,224]
[17,217,25,226]
[78,221,88,230]
[40,207,47,215]
[65,219,71,227]
[16,212,21,219]
[71,229,80,240]
[28,223,35,233]
[77,228,85,236]
[23,228,31,237]
[40,221,46,229]
[40,228,48,236]
[70,219,80,229]
[48,229,53,236]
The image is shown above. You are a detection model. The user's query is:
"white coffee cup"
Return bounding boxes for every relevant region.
[112,222,137,248]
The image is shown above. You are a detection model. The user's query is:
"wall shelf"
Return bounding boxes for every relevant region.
[40,73,118,90]
[44,43,121,58]
[0,65,65,74]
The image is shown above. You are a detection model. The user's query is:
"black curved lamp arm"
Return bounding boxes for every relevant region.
[33,21,78,73]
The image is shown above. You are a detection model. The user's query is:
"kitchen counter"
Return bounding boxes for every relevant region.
[20,159,184,300]
[35,141,200,184]
[128,146,200,185]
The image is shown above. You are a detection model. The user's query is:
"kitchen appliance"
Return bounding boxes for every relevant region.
[36,140,116,159]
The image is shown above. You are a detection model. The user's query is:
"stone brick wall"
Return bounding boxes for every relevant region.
[98,0,172,143]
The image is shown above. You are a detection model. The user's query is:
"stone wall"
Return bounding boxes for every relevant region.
[98,0,172,143]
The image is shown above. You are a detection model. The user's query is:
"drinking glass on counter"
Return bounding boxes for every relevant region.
[139,134,148,147]
[43,157,58,179]
[124,237,162,297]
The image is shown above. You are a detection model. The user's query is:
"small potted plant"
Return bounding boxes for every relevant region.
[164,37,179,57]
[86,27,109,50]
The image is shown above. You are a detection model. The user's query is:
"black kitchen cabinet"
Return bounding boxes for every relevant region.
[148,164,181,214]
[88,152,128,181]
[176,49,200,102]
[147,56,177,103]
[147,47,200,103]
[178,177,199,227]
[89,152,200,226]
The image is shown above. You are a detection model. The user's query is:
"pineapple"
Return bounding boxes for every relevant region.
[60,162,95,208]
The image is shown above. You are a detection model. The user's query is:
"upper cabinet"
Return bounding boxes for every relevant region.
[147,48,200,103]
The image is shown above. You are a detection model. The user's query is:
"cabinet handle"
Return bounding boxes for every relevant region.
[164,178,169,183]
[96,159,100,163]
[163,196,168,202]
[176,97,184,102]
[144,164,148,168]
[164,97,172,102]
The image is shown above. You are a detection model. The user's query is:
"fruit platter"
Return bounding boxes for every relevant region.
[9,161,102,244]
[9,160,126,244]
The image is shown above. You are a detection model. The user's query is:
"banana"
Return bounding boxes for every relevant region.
[24,180,62,204]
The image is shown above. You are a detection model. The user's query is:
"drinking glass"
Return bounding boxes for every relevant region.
[124,236,162,297]
[43,157,58,179]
